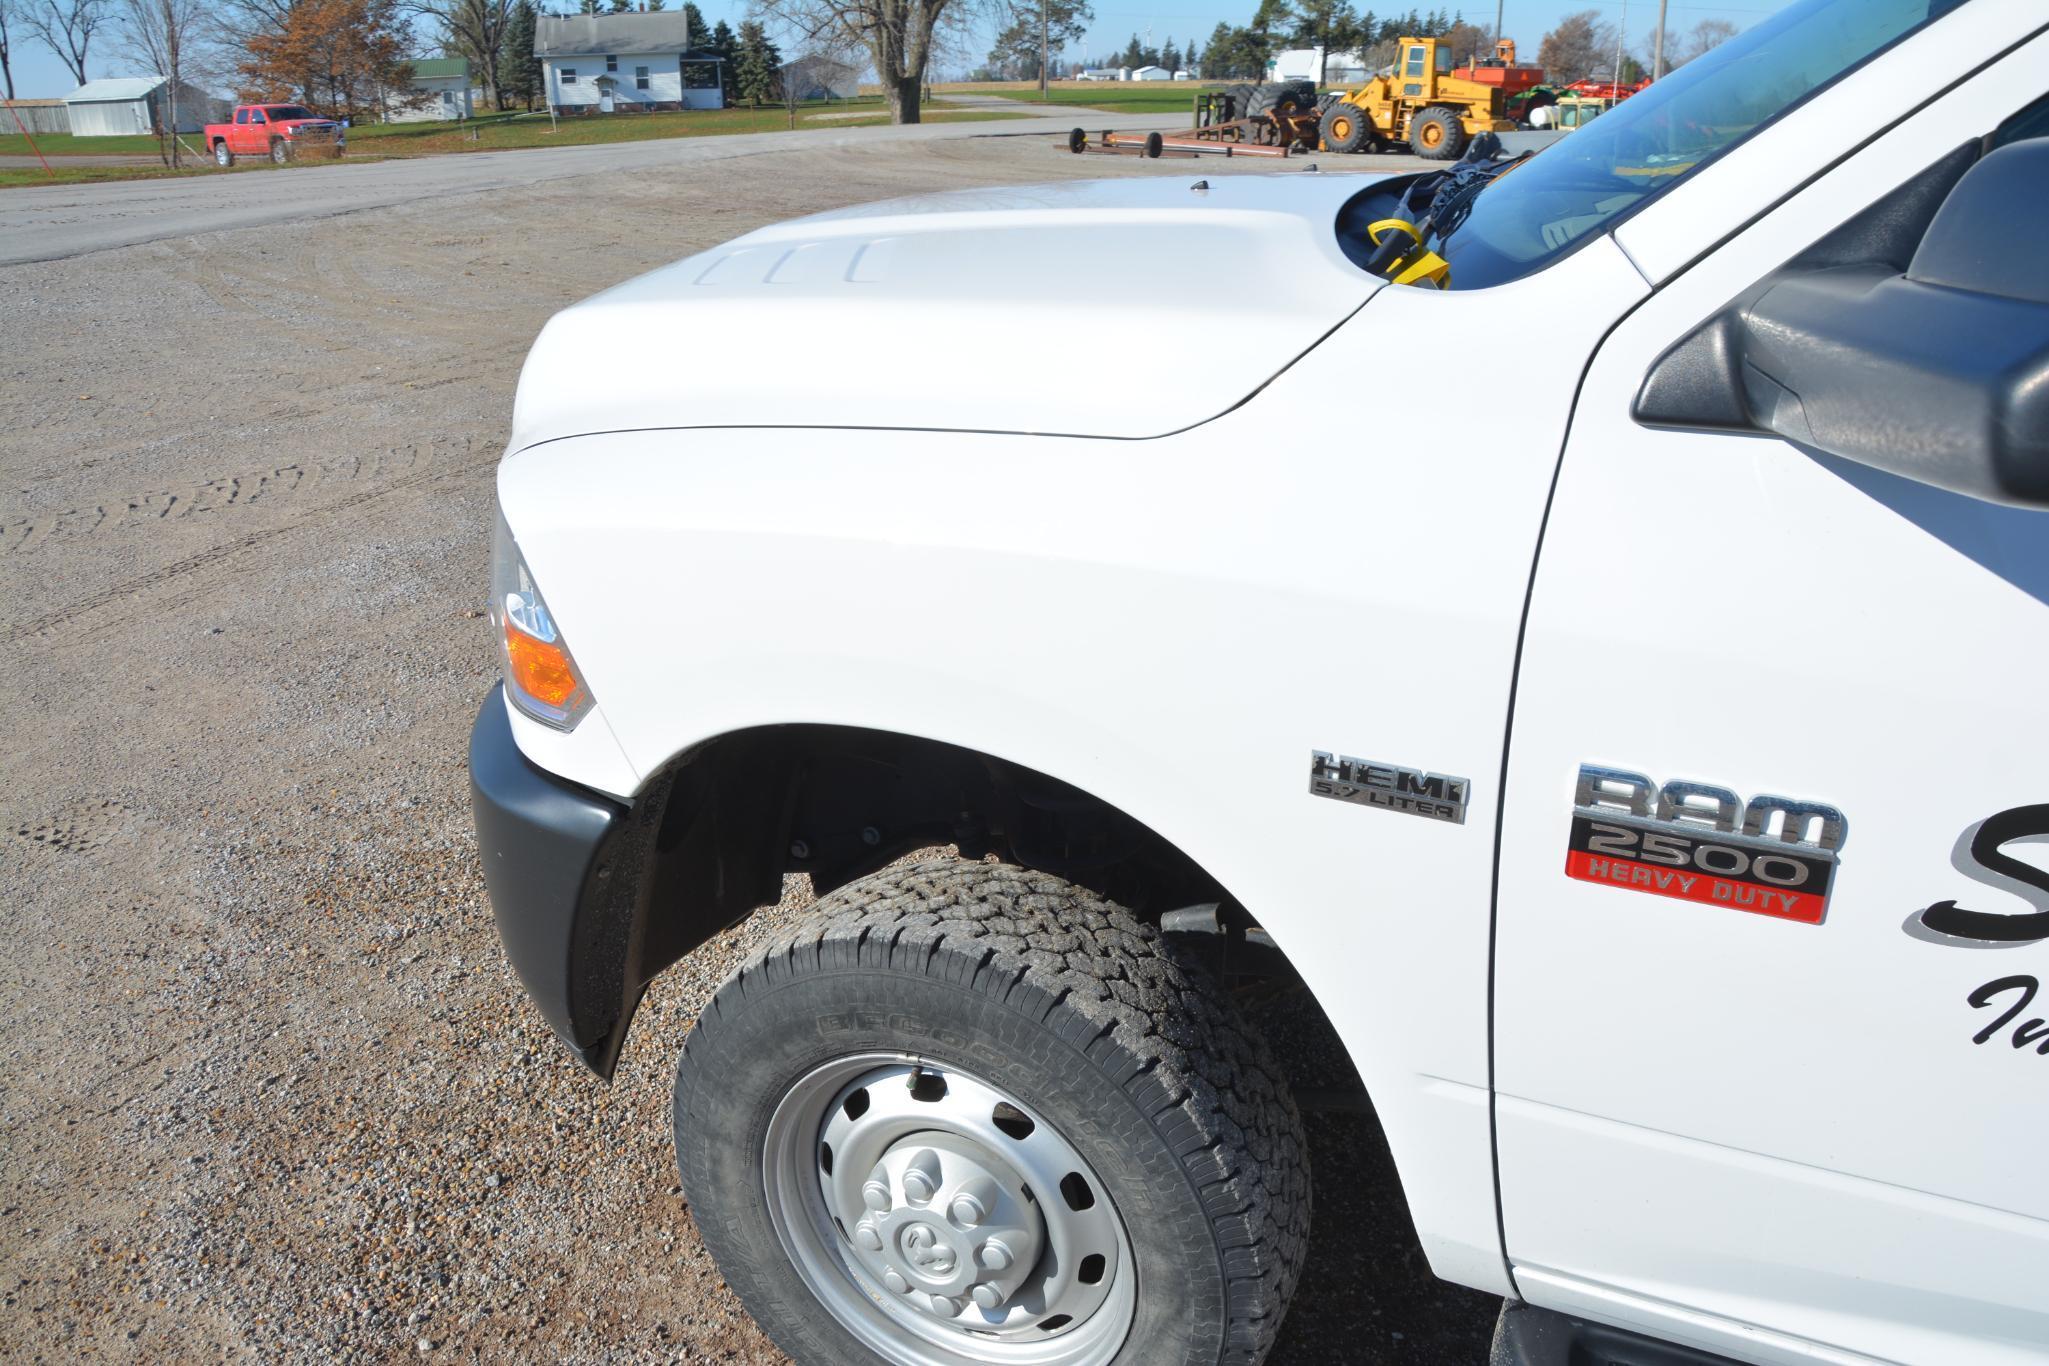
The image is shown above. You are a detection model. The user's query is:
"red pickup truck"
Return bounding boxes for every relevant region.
[204,104,346,167]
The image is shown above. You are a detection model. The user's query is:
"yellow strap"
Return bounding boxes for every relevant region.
[1365,218,1450,288]
[1391,249,1451,288]
[1366,217,1423,247]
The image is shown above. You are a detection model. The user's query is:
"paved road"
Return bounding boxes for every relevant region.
[0,108,1182,266]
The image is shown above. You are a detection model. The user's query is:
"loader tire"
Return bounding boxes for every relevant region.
[1410,105,1467,160]
[1323,104,1372,153]
[673,860,1313,1366]
[1222,82,1253,119]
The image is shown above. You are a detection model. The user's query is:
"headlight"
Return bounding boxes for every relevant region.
[490,510,593,731]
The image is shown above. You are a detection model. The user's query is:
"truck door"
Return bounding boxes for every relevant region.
[1494,35,2049,1366]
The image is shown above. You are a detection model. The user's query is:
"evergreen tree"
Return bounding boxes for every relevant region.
[607,0,630,12]
[733,19,782,105]
[500,0,542,108]
[1160,37,1178,72]
[709,17,736,101]
[985,0,1092,82]
[679,0,706,43]
[577,0,599,15]
[1118,32,1141,68]
[644,0,666,11]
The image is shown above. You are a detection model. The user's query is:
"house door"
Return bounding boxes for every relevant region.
[599,87,615,113]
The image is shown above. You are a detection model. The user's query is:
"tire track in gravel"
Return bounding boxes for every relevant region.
[0,442,447,555]
[1,441,492,645]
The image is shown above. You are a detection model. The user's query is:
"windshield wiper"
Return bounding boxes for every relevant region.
[1361,142,1533,286]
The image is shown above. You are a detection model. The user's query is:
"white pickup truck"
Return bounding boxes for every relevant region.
[469,2,2049,1362]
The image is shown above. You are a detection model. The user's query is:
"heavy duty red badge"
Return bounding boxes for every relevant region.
[1565,767,1846,925]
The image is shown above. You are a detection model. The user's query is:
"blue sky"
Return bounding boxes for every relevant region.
[3,0,1777,99]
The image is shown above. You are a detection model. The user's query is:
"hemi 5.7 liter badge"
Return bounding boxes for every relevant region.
[1566,765,1847,924]
[1311,751,1469,824]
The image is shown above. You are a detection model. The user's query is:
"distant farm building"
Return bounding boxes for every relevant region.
[0,99,70,135]
[535,13,725,113]
[64,77,226,136]
[387,58,474,122]
[783,55,859,102]
[1129,65,1171,81]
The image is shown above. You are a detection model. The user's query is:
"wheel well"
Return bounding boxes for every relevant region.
[629,725,1240,984]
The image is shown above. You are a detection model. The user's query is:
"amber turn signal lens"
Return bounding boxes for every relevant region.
[504,621,582,710]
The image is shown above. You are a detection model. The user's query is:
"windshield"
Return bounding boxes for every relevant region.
[267,105,317,120]
[1437,0,1968,290]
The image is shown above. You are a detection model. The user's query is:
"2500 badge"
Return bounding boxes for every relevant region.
[1565,766,1847,925]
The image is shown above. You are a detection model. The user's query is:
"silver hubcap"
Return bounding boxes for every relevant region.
[762,1055,1135,1366]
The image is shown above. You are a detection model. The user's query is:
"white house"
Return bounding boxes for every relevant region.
[386,57,473,122]
[535,13,724,114]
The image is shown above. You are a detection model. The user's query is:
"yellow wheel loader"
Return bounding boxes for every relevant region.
[1322,35,1519,160]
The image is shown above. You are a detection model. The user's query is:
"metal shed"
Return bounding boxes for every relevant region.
[64,77,224,136]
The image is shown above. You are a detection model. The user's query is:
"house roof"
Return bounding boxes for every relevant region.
[534,13,690,58]
[410,58,470,80]
[65,77,167,103]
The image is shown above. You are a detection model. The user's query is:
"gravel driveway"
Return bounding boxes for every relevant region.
[0,132,1494,1362]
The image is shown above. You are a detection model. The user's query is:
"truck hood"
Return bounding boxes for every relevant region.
[510,172,1386,449]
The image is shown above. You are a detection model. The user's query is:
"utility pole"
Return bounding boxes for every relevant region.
[1612,0,1627,88]
[1651,0,1668,79]
[1040,0,1049,97]
[1493,0,1504,46]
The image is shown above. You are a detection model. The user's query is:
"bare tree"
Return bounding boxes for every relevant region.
[1669,16,1736,67]
[118,0,205,165]
[25,0,110,84]
[1536,7,1611,84]
[407,0,511,109]
[1,0,20,100]
[750,0,985,123]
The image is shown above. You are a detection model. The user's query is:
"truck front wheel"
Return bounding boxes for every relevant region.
[673,861,1310,1366]
[1410,106,1467,160]
[213,141,232,167]
[269,138,289,164]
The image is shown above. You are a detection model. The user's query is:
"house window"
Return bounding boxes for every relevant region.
[560,67,577,84]
[635,65,650,90]
[605,55,618,72]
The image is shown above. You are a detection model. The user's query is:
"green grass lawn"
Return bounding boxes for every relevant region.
[0,104,1025,188]
[935,82,1222,115]
[339,102,1018,155]
[0,130,171,156]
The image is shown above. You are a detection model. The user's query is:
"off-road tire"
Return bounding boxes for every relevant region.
[1247,80,1316,120]
[1222,82,1253,120]
[269,138,289,164]
[673,861,1312,1366]
[1323,103,1372,153]
[1410,105,1467,160]
[213,141,233,167]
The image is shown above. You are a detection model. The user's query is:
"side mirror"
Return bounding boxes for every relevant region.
[1635,139,2049,508]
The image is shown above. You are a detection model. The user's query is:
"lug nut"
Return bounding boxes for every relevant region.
[854,1219,883,1252]
[976,1238,1013,1272]
[901,1149,942,1204]
[861,1179,892,1213]
[948,1176,997,1229]
[971,1283,1005,1310]
[929,1294,966,1317]
[883,1269,910,1294]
